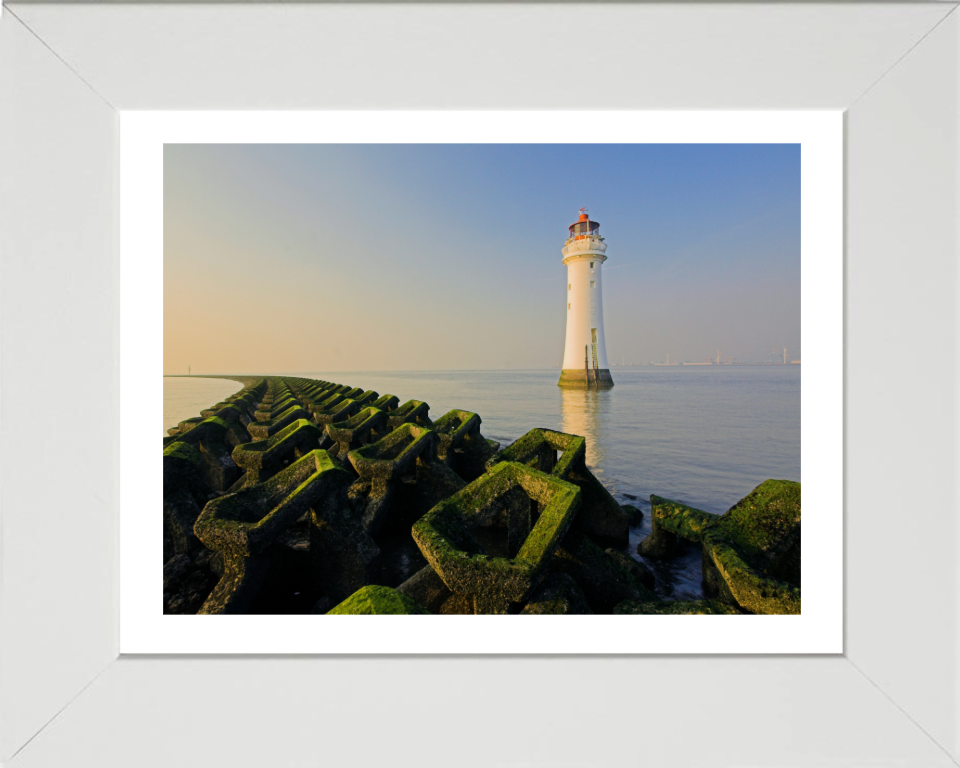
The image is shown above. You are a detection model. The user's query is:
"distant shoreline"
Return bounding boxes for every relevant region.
[163,364,800,378]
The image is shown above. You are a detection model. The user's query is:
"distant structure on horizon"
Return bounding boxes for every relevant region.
[558,208,614,389]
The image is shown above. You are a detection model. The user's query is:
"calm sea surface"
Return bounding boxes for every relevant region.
[163,366,800,600]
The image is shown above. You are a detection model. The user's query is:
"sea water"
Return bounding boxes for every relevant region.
[163,366,800,600]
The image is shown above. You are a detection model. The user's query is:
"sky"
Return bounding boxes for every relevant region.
[164,143,800,373]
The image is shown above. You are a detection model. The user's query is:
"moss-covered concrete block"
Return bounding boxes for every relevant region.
[701,529,800,615]
[637,495,715,558]
[613,599,740,615]
[430,408,499,484]
[621,504,643,526]
[254,396,300,421]
[313,398,360,427]
[325,407,387,457]
[327,585,430,615]
[163,441,206,557]
[412,461,581,612]
[713,479,801,587]
[432,409,481,463]
[550,530,656,613]
[194,450,351,614]
[605,548,656,590]
[520,573,592,614]
[348,423,438,537]
[397,564,453,613]
[349,423,437,484]
[231,418,323,486]
[489,428,630,548]
[164,486,203,560]
[162,416,228,449]
[353,390,379,406]
[247,405,310,440]
[387,400,432,429]
[307,392,344,418]
[652,495,716,541]
[370,394,400,412]
[162,417,240,492]
[308,483,380,603]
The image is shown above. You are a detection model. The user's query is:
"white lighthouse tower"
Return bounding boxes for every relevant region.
[559,208,614,389]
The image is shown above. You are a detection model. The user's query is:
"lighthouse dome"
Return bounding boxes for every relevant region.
[562,208,607,263]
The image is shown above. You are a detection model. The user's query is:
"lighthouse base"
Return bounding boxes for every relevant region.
[558,369,615,389]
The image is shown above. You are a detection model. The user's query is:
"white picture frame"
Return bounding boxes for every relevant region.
[2,3,957,766]
[122,110,839,656]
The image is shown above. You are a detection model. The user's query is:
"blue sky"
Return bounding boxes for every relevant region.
[164,143,800,373]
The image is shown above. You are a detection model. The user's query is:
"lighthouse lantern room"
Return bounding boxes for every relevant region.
[558,208,614,389]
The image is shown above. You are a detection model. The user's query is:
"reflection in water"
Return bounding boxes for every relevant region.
[558,386,611,471]
[560,384,705,601]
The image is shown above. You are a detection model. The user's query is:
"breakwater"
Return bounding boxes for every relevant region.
[163,375,801,615]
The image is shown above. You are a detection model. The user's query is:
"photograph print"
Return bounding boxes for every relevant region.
[162,142,801,618]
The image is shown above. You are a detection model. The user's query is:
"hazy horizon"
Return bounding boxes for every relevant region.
[165,143,800,374]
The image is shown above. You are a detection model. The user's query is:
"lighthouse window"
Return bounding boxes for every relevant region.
[590,281,595,288]
[590,262,594,269]
[568,284,571,291]
[567,303,571,310]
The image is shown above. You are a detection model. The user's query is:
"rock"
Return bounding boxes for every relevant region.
[198,438,242,493]
[311,596,335,614]
[309,486,380,604]
[520,573,592,614]
[605,549,655,590]
[621,504,643,526]
[406,460,467,524]
[572,470,630,548]
[613,599,740,615]
[397,565,453,614]
[162,441,203,488]
[193,547,224,578]
[163,556,218,615]
[436,592,476,615]
[162,554,192,591]
[550,530,656,613]
[637,527,681,558]
[327,585,430,615]
[712,479,801,587]
[163,486,202,559]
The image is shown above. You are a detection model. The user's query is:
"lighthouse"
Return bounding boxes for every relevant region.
[559,208,614,389]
